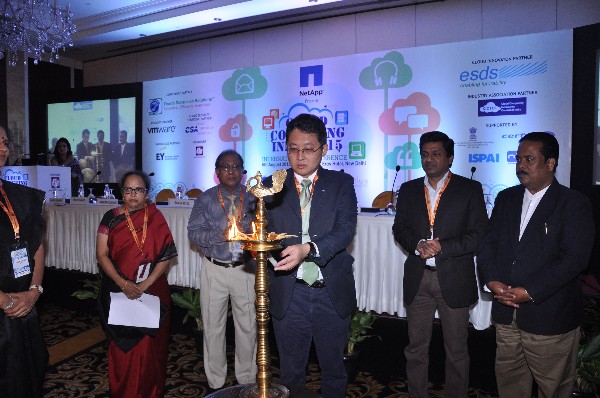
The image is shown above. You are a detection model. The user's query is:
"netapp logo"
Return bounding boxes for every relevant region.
[147,126,176,134]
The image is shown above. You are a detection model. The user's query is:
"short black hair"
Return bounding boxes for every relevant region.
[215,149,244,169]
[82,129,90,137]
[120,170,151,190]
[519,132,559,171]
[285,113,327,147]
[419,130,454,158]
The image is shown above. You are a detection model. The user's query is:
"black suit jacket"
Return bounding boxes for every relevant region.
[265,167,358,320]
[393,173,488,308]
[75,141,94,160]
[112,142,135,168]
[477,179,595,335]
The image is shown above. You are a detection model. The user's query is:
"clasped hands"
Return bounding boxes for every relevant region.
[486,281,532,308]
[416,238,441,259]
[121,280,150,300]
[2,289,39,319]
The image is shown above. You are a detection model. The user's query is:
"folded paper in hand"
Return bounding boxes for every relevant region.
[108,292,160,328]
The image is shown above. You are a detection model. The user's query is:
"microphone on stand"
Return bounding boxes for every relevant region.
[87,170,102,183]
[470,166,476,180]
[390,165,401,205]
[243,170,247,175]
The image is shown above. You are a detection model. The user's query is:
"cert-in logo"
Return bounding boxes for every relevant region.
[148,98,162,115]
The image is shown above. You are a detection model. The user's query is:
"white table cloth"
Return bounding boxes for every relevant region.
[44,206,492,329]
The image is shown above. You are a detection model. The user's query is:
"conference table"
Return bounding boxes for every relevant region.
[44,204,492,330]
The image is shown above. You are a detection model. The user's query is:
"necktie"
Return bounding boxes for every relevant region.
[300,179,318,285]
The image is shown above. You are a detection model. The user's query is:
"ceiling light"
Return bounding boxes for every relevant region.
[0,0,77,67]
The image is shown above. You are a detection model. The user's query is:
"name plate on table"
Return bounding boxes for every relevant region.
[48,198,66,206]
[70,197,88,205]
[97,198,119,206]
[167,198,194,207]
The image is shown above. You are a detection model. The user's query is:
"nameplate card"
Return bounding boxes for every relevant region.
[167,198,194,207]
[97,198,119,206]
[48,198,66,206]
[70,197,88,205]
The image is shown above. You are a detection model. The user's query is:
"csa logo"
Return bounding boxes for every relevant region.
[148,98,162,115]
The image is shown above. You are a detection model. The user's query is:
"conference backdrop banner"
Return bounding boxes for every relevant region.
[142,29,572,209]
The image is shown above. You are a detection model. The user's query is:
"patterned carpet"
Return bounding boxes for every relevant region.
[38,301,499,397]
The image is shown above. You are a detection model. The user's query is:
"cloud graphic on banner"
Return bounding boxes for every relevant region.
[219,115,253,142]
[278,103,334,128]
[479,102,501,113]
[379,92,440,135]
[359,51,412,90]
[385,142,421,170]
[222,67,268,101]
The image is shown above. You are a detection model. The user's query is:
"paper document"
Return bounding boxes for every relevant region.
[108,292,160,328]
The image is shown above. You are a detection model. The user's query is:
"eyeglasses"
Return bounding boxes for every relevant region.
[286,145,324,156]
[122,187,148,195]
[219,163,242,172]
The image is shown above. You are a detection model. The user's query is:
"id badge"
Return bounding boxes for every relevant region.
[136,262,152,283]
[231,241,244,263]
[11,241,31,278]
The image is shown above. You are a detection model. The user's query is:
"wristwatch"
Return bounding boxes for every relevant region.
[306,242,317,260]
[29,284,43,294]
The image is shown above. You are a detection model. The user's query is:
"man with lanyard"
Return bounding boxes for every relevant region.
[187,149,257,391]
[392,131,488,398]
[264,113,358,397]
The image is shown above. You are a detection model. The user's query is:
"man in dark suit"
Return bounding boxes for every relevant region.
[392,131,488,398]
[265,113,357,397]
[113,130,135,182]
[94,129,112,182]
[477,132,595,397]
[75,128,94,166]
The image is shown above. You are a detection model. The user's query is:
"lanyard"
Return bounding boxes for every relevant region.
[424,172,452,239]
[217,186,244,223]
[123,203,148,256]
[0,186,20,240]
[294,174,319,215]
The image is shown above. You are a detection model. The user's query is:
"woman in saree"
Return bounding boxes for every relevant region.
[96,170,177,398]
[0,125,47,397]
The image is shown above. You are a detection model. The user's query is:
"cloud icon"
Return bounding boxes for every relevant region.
[219,114,253,142]
[360,51,412,90]
[277,103,334,129]
[480,102,501,113]
[379,92,440,135]
[385,142,422,170]
[222,67,268,101]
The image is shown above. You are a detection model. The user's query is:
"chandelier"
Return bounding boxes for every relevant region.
[0,0,77,67]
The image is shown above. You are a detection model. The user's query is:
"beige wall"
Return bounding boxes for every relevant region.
[83,0,600,86]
